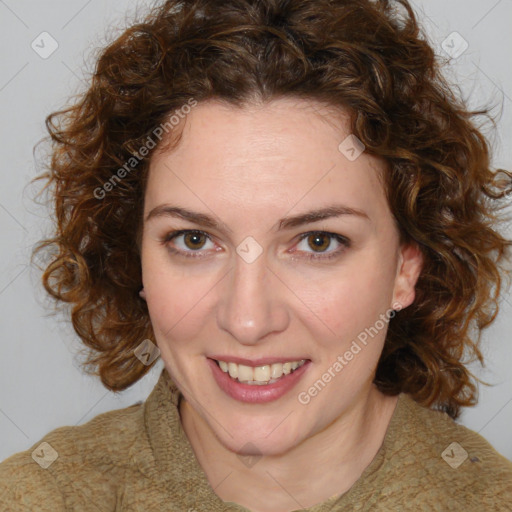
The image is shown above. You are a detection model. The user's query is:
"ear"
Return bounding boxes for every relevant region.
[391,243,423,310]
[139,287,147,300]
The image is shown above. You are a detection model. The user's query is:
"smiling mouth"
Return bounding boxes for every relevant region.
[213,358,308,385]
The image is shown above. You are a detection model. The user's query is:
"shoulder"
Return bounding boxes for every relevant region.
[0,401,153,511]
[382,394,512,509]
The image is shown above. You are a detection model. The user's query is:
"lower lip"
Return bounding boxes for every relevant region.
[207,358,311,404]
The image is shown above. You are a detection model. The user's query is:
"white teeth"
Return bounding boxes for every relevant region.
[228,362,238,379]
[216,359,307,385]
[237,364,253,382]
[254,365,270,382]
[271,363,283,379]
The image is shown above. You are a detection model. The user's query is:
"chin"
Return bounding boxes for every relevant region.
[215,421,304,458]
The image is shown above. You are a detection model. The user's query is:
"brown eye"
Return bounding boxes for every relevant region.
[306,233,331,252]
[294,231,351,261]
[183,232,207,250]
[162,229,216,258]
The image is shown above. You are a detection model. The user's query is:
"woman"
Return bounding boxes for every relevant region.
[1,0,511,510]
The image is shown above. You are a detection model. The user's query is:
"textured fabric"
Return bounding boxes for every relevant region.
[1,367,511,511]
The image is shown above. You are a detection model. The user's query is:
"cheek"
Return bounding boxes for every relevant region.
[142,257,217,344]
[305,256,396,343]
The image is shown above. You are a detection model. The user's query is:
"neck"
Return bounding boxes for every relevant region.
[179,384,398,512]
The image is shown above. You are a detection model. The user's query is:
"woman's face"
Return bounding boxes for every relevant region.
[140,97,422,456]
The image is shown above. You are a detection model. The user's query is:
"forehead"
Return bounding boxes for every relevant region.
[145,98,387,222]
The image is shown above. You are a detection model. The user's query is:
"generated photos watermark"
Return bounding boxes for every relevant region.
[134,339,161,366]
[93,98,198,200]
[31,441,59,469]
[298,302,403,405]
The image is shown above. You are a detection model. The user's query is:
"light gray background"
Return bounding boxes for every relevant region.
[1,0,511,464]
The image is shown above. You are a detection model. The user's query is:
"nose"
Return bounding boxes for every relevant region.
[216,253,290,345]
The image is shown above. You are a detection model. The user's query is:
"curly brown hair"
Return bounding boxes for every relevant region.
[31,0,512,419]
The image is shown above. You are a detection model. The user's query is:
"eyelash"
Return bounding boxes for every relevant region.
[160,229,351,261]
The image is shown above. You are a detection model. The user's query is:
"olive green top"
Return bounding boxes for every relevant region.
[1,368,511,511]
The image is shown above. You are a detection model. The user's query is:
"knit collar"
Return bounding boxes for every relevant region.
[143,367,411,511]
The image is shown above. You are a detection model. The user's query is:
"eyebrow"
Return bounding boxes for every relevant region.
[145,204,370,232]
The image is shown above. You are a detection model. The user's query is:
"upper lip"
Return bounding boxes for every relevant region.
[208,355,310,367]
